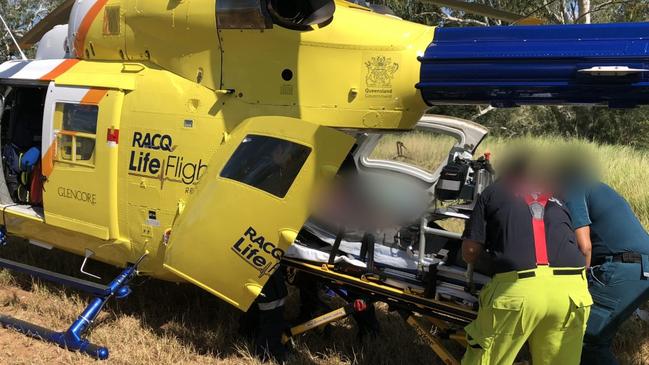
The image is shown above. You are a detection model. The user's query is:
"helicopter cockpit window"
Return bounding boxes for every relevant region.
[220,135,311,198]
[217,0,272,29]
[55,103,98,166]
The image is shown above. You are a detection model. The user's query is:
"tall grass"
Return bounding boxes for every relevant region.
[370,130,458,173]
[477,136,649,229]
[373,133,649,228]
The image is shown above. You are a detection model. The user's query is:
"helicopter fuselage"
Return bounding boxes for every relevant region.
[0,1,432,309]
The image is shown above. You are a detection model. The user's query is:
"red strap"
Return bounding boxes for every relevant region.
[29,162,43,206]
[524,194,550,265]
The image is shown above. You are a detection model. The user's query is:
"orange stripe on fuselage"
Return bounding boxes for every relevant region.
[74,0,110,58]
[42,139,57,178]
[40,59,80,81]
[81,88,108,104]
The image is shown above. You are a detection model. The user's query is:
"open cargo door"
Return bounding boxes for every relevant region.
[163,116,355,311]
[356,114,488,185]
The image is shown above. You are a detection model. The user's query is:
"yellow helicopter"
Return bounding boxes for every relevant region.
[0,0,647,362]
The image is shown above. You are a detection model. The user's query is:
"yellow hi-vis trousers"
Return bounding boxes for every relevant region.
[462,266,593,365]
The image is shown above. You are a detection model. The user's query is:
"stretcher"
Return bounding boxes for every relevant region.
[276,116,496,364]
[282,217,488,365]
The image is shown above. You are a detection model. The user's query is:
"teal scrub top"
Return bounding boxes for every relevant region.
[565,182,649,258]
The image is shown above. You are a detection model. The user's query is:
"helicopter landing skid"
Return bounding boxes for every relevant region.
[0,253,147,360]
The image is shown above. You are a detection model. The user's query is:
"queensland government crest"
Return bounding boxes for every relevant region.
[364,56,399,97]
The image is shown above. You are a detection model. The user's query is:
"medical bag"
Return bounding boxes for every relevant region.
[435,158,470,201]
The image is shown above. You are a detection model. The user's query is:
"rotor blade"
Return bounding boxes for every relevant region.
[18,0,75,49]
[422,0,531,23]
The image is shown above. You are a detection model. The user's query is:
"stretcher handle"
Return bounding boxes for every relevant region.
[282,300,367,344]
[328,229,344,265]
[466,263,476,294]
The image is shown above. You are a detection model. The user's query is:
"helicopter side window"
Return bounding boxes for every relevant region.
[220,135,311,198]
[217,0,272,29]
[55,103,98,167]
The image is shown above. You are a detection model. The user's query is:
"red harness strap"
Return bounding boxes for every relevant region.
[524,193,550,266]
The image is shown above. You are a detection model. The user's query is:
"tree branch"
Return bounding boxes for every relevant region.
[417,11,488,26]
[575,1,634,23]
[472,105,495,120]
[541,0,565,24]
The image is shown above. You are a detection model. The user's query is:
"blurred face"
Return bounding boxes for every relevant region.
[549,145,600,194]
[499,143,600,195]
[498,144,534,182]
[311,173,430,232]
[498,145,554,192]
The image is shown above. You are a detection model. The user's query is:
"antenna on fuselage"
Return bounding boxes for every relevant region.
[0,13,28,60]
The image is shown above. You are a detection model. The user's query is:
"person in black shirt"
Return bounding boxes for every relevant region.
[461,154,592,365]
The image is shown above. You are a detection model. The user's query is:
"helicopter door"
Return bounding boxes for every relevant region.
[356,115,489,185]
[163,116,354,311]
[41,84,122,240]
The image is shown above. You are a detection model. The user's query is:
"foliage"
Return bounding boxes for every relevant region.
[0,0,64,60]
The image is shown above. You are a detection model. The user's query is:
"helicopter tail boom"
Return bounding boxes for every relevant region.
[418,22,649,108]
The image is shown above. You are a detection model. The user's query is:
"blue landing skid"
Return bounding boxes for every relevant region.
[0,253,147,360]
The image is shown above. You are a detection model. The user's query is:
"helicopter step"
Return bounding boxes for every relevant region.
[0,248,147,360]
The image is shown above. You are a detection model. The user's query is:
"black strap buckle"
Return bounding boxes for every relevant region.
[552,268,584,276]
[517,271,536,279]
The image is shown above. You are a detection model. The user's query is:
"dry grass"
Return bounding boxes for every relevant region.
[0,241,458,365]
[370,130,458,173]
[0,135,648,364]
[1,242,647,365]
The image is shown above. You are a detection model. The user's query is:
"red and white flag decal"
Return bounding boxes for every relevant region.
[107,128,119,146]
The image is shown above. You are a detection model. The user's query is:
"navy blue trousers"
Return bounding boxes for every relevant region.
[581,260,649,365]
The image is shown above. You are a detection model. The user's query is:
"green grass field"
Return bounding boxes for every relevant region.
[0,135,648,364]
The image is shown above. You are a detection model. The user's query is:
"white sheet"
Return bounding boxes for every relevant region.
[300,223,441,271]
[286,242,486,306]
[287,240,489,282]
[286,243,367,268]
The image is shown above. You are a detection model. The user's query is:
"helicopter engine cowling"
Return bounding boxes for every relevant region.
[417,22,649,108]
[67,0,98,59]
[35,25,69,60]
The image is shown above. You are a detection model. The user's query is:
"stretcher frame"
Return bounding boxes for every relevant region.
[282,258,477,365]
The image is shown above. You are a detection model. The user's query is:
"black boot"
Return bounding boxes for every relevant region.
[255,306,289,363]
